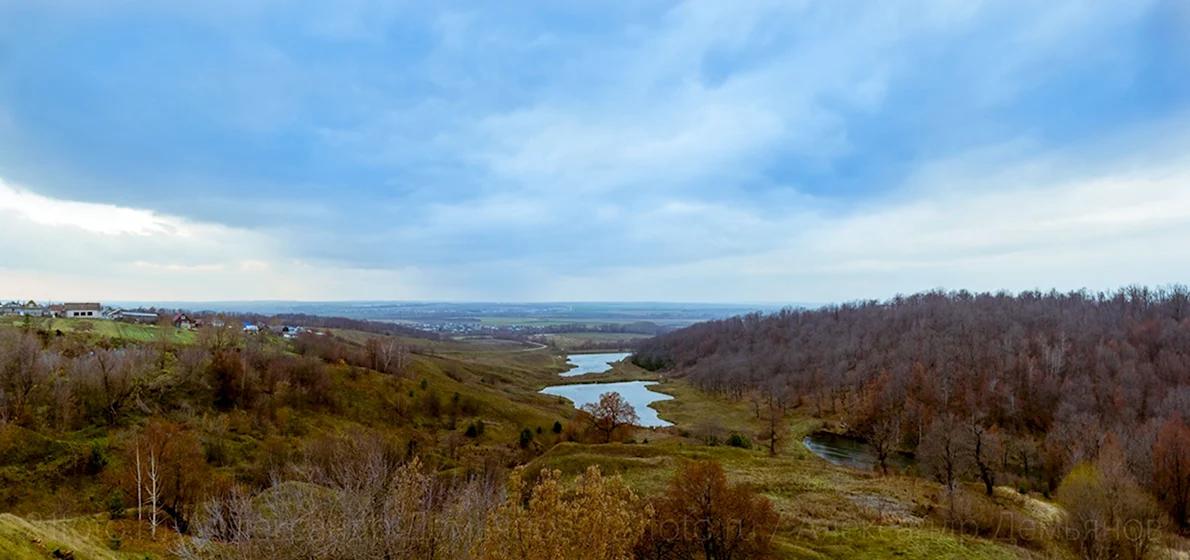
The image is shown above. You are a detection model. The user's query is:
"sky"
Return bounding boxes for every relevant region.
[0,0,1188,303]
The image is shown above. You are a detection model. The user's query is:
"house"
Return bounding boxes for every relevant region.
[0,301,49,317]
[19,300,49,317]
[61,303,102,318]
[172,313,194,329]
[242,322,260,333]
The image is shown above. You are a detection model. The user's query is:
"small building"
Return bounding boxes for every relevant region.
[172,313,194,329]
[117,311,160,325]
[243,322,260,333]
[0,301,49,316]
[62,303,102,318]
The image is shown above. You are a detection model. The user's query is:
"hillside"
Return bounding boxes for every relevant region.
[3,298,1186,559]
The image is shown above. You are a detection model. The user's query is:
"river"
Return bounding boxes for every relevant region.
[560,352,632,377]
[802,431,914,471]
[540,381,673,427]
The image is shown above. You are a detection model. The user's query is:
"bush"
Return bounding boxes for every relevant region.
[552,421,563,434]
[635,460,779,559]
[107,492,126,520]
[465,423,479,438]
[519,428,533,449]
[727,433,752,449]
[939,489,1045,550]
[476,466,646,559]
[1057,462,1166,560]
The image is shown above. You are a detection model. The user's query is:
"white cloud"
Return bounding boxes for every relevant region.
[0,180,180,236]
[528,121,1190,303]
[0,177,431,301]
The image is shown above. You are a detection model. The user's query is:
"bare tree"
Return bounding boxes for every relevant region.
[581,392,639,443]
[148,448,161,539]
[966,417,1001,496]
[920,414,970,494]
[759,397,789,457]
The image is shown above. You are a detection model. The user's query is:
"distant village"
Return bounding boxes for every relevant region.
[0,300,310,338]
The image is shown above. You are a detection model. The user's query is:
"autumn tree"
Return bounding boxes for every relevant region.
[0,330,45,425]
[919,413,969,494]
[121,419,216,534]
[582,392,640,443]
[636,460,779,560]
[1153,415,1190,528]
[758,398,789,457]
[1057,457,1165,560]
[966,418,1001,496]
[181,449,499,560]
[476,466,646,560]
[859,371,904,474]
[209,350,248,411]
[364,336,411,376]
[75,347,154,426]
[197,323,242,353]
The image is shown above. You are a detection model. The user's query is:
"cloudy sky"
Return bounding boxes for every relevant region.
[0,1,1188,302]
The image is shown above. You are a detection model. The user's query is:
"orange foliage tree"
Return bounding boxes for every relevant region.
[1153,415,1190,528]
[635,460,780,560]
[120,419,218,535]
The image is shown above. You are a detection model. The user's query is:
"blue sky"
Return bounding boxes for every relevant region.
[1,0,1188,302]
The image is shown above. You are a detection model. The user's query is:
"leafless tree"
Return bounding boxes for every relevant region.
[581,392,639,443]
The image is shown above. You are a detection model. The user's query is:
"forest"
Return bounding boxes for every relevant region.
[635,286,1190,533]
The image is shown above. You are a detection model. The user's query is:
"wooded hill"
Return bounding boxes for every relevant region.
[635,286,1190,527]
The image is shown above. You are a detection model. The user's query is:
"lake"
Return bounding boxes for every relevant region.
[802,431,914,471]
[560,352,632,377]
[540,381,673,427]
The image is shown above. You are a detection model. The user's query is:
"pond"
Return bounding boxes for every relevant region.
[540,381,673,427]
[802,431,914,471]
[560,352,632,377]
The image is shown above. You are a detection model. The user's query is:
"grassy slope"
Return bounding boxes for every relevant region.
[0,316,195,344]
[0,513,153,560]
[0,327,576,559]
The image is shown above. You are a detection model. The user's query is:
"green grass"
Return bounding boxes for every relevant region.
[0,513,146,560]
[0,316,195,344]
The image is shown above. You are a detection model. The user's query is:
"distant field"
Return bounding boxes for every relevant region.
[541,332,653,350]
[474,316,628,326]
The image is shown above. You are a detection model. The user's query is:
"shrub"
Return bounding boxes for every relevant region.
[635,460,779,560]
[107,492,126,520]
[519,428,533,449]
[1057,462,1166,560]
[939,489,1045,550]
[552,421,563,434]
[476,466,646,560]
[727,433,752,449]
